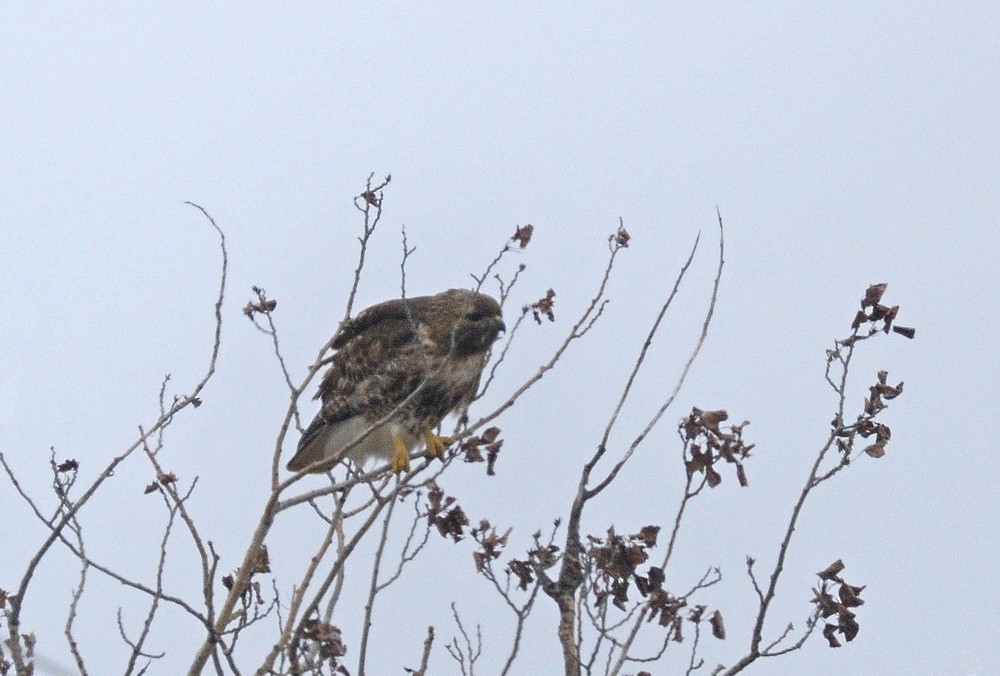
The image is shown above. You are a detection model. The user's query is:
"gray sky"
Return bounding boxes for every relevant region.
[2,4,997,675]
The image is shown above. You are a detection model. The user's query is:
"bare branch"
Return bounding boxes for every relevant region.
[357,492,400,672]
[2,205,226,675]
[409,626,435,676]
[589,212,724,500]
[446,603,482,676]
[346,172,392,320]
[722,285,912,674]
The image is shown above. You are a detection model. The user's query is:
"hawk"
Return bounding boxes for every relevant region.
[287,289,505,473]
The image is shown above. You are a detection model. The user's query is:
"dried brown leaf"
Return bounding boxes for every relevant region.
[863,443,886,458]
[647,566,665,591]
[634,526,660,548]
[736,463,749,487]
[508,559,534,590]
[526,288,556,324]
[705,465,722,488]
[841,615,860,642]
[700,409,729,431]
[818,560,846,581]
[864,283,887,307]
[839,583,866,607]
[486,440,502,476]
[56,459,79,473]
[823,623,842,648]
[513,224,534,248]
[710,609,726,639]
[481,426,501,443]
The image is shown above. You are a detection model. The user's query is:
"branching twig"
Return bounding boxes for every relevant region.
[3,203,225,675]
[446,603,482,676]
[346,173,391,320]
[721,284,912,674]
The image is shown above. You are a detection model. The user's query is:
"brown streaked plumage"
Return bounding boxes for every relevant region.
[287,289,505,473]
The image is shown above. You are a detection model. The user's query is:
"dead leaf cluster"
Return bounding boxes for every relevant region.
[840,283,915,346]
[300,619,349,667]
[470,520,511,573]
[55,459,79,473]
[359,189,380,207]
[586,526,660,612]
[460,426,503,475]
[526,288,556,324]
[832,369,904,459]
[812,559,865,648]
[681,408,754,488]
[512,224,534,249]
[582,525,726,646]
[143,470,179,495]
[243,286,277,318]
[425,481,469,542]
[507,530,561,591]
[221,545,270,608]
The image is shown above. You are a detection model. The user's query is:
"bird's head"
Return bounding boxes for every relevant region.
[435,289,505,357]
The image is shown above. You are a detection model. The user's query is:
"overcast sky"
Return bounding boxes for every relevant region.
[2,4,998,675]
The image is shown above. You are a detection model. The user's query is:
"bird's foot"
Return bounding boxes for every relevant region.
[391,436,411,473]
[423,430,452,461]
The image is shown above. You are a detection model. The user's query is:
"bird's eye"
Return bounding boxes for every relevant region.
[465,310,488,322]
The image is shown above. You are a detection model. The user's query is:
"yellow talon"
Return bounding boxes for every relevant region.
[423,430,452,461]
[391,436,411,473]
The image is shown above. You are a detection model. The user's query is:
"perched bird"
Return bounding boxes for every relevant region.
[287,289,505,473]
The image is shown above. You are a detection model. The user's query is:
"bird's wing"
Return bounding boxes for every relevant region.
[287,298,429,471]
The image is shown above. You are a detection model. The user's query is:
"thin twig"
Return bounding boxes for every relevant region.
[589,212,724,500]
[357,492,400,674]
[346,172,391,320]
[685,621,704,675]
[123,486,189,675]
[585,230,703,499]
[410,626,436,676]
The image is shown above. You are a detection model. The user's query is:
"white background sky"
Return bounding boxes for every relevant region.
[2,4,998,675]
